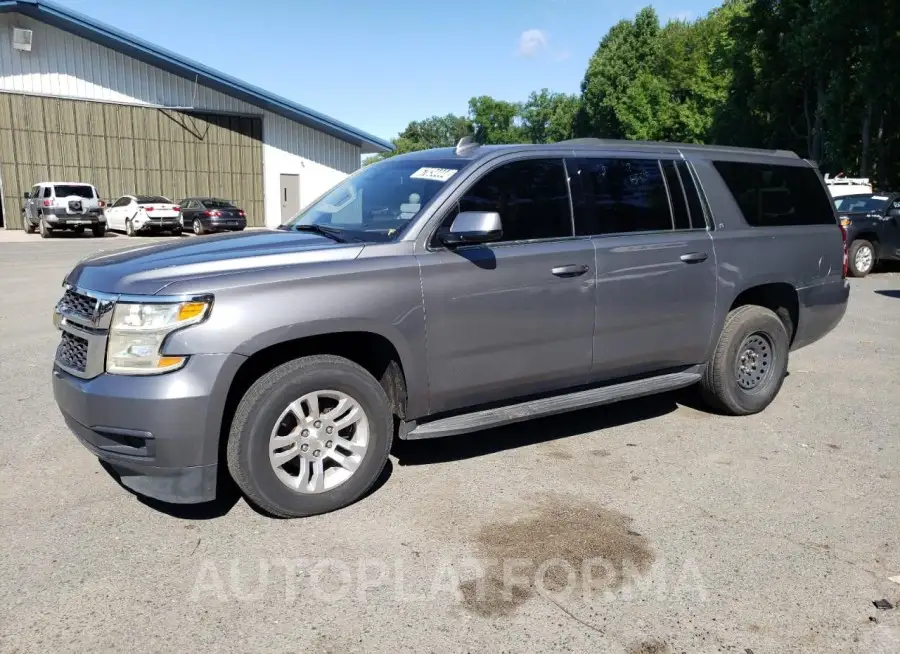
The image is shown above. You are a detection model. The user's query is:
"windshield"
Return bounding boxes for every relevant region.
[54,185,94,199]
[834,194,890,213]
[285,158,465,242]
[137,196,171,205]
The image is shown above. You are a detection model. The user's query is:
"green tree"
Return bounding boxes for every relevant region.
[468,96,527,144]
[520,89,580,143]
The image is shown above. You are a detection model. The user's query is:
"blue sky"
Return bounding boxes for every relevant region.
[54,0,719,142]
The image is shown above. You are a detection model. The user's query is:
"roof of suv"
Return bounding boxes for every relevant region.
[395,139,802,163]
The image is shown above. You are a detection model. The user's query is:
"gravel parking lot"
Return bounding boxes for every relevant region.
[1,233,898,653]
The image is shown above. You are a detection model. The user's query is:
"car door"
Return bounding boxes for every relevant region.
[417,156,596,414]
[179,199,194,227]
[566,155,717,380]
[25,185,40,222]
[884,196,900,258]
[108,197,127,230]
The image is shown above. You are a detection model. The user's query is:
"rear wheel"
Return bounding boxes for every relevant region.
[39,217,52,239]
[700,305,789,416]
[227,355,393,518]
[848,239,875,277]
[193,218,205,235]
[92,223,106,238]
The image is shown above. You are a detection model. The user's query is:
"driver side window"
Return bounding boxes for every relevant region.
[434,158,572,245]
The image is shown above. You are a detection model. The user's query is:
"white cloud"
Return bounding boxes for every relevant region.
[517,29,548,58]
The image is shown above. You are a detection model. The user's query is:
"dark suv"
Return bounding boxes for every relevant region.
[833,192,900,276]
[52,139,849,518]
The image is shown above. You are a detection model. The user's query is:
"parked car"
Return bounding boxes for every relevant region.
[104,195,182,236]
[833,192,900,277]
[23,182,106,238]
[178,197,247,235]
[52,138,849,518]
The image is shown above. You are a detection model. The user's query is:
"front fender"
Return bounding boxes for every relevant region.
[162,251,429,417]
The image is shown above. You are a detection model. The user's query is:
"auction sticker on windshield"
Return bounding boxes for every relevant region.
[410,167,457,182]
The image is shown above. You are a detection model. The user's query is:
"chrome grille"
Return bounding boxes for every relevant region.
[59,289,97,322]
[56,331,89,373]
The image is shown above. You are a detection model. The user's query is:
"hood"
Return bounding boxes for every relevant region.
[66,229,364,295]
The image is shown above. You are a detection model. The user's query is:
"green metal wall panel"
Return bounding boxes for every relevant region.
[1,93,264,230]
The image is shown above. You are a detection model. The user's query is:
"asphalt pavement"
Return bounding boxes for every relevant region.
[0,231,898,653]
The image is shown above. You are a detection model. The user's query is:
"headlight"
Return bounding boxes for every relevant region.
[840,217,851,227]
[106,299,212,375]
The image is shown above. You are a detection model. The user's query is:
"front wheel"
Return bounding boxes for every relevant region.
[125,219,135,237]
[227,355,393,518]
[23,217,35,234]
[700,305,789,416]
[848,239,875,277]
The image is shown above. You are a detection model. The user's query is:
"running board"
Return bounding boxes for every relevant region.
[403,371,701,440]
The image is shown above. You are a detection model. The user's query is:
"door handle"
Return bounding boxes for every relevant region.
[680,252,708,263]
[551,264,590,277]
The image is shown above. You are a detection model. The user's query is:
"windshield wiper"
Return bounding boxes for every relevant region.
[291,224,348,243]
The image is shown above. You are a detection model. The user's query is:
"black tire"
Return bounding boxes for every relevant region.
[227,355,393,518]
[700,305,789,416]
[39,217,52,239]
[193,218,205,235]
[125,219,135,237]
[848,239,875,277]
[92,223,106,238]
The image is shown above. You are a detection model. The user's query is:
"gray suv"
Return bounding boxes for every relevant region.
[51,139,850,518]
[24,182,106,237]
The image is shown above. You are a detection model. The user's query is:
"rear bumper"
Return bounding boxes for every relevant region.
[206,217,247,230]
[42,210,104,225]
[792,279,850,351]
[135,218,182,231]
[52,352,246,503]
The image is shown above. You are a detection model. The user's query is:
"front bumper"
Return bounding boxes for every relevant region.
[52,353,245,503]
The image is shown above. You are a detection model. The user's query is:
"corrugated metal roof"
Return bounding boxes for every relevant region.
[0,0,394,152]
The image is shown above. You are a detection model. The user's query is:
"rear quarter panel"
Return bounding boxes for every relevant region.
[691,157,846,356]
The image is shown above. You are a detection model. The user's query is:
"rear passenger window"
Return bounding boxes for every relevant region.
[568,158,672,235]
[662,161,691,230]
[676,160,708,229]
[713,161,835,226]
[441,158,572,243]
[42,186,52,198]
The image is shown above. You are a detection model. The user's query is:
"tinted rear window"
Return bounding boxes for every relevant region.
[713,161,835,226]
[137,196,170,204]
[54,185,94,199]
[203,199,237,209]
[569,158,673,235]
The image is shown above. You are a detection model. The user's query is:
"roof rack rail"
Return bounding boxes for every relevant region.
[456,136,480,156]
[555,137,799,158]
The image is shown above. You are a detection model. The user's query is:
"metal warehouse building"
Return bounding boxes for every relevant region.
[0,0,392,230]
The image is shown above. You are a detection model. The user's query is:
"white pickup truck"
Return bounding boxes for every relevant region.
[824,174,873,198]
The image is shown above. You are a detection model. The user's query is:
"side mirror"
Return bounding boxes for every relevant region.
[23,192,30,199]
[439,211,503,247]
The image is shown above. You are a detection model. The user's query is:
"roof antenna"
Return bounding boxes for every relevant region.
[456,135,479,156]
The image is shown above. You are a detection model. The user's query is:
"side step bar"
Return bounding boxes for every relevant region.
[403,370,701,440]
